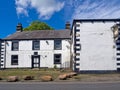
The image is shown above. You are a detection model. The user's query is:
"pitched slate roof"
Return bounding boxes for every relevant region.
[4,30,71,40]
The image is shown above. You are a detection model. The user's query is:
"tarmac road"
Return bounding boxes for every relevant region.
[0,81,120,90]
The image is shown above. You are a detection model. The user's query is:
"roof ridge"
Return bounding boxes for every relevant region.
[4,29,71,40]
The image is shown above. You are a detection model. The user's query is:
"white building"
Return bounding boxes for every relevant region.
[71,19,120,72]
[1,19,120,73]
[0,24,71,69]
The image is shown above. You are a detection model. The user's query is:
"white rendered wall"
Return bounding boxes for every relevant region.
[5,39,70,68]
[75,22,117,71]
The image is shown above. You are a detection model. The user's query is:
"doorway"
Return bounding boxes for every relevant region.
[32,55,40,68]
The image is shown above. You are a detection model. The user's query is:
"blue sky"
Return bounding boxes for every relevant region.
[0,0,120,38]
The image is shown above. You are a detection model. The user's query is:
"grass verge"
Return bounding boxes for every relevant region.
[0,69,120,82]
[0,69,71,81]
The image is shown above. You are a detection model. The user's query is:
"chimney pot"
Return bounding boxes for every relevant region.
[16,23,23,32]
[65,21,71,29]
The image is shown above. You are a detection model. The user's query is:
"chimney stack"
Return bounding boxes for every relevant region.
[65,21,71,30]
[16,23,23,32]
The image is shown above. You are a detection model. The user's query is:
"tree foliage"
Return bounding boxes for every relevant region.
[24,21,54,31]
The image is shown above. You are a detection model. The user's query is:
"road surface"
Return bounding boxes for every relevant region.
[0,82,120,90]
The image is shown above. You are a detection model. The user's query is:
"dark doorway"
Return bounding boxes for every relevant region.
[32,55,40,68]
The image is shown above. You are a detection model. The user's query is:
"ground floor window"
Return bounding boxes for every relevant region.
[11,55,18,65]
[54,54,61,64]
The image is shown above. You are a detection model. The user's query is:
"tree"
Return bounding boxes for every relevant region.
[24,21,54,31]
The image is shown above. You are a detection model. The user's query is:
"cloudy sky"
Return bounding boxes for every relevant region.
[0,0,120,38]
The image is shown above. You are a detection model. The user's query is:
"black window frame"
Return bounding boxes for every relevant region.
[54,39,62,50]
[12,41,19,51]
[33,40,40,50]
[54,54,61,64]
[11,55,18,65]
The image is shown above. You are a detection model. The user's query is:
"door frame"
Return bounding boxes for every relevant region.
[31,55,40,68]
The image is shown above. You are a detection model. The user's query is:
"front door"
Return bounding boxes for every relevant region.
[32,55,40,68]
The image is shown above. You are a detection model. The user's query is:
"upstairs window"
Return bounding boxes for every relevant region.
[12,41,19,51]
[33,40,40,50]
[54,40,62,50]
[11,55,18,65]
[54,54,61,64]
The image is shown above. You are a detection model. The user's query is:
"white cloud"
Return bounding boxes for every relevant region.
[15,0,64,19]
[15,0,120,21]
[30,0,64,19]
[15,0,30,7]
[71,0,120,19]
[16,7,28,16]
[15,0,30,16]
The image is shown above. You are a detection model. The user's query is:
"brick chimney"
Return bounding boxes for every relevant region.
[65,22,71,29]
[16,23,23,32]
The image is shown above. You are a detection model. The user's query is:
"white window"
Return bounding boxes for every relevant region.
[12,41,19,51]
[33,40,40,50]
[54,40,62,50]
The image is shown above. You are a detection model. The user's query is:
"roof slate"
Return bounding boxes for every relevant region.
[4,30,71,40]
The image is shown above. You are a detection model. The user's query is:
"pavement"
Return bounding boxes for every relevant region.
[0,81,120,90]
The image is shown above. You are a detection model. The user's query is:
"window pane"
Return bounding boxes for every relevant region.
[33,58,39,63]
[12,42,19,51]
[54,40,62,50]
[55,55,61,59]
[12,60,18,64]
[54,54,61,64]
[34,64,39,67]
[12,55,18,59]
[33,41,40,50]
[55,59,60,63]
[11,55,18,65]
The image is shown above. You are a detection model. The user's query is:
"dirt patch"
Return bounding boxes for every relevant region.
[73,74,120,82]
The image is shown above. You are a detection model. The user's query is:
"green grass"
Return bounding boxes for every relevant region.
[0,69,72,81]
[1,69,120,82]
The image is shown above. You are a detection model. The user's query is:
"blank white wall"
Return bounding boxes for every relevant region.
[75,22,117,71]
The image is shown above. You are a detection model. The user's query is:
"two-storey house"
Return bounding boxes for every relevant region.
[0,23,71,69]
